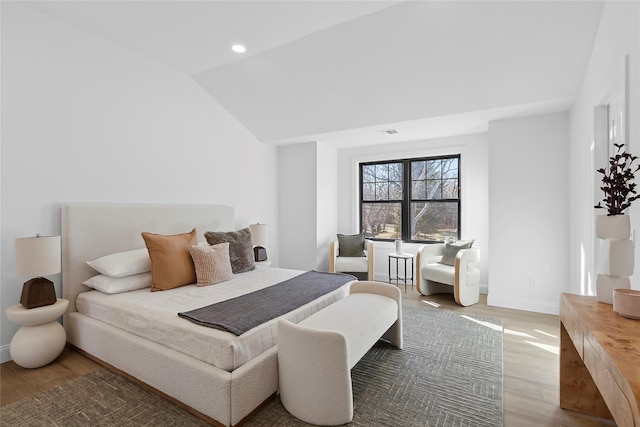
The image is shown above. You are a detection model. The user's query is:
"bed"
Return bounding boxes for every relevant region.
[61,203,353,426]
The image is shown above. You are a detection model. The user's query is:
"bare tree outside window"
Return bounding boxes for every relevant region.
[361,162,402,239]
[360,155,460,242]
[411,157,458,241]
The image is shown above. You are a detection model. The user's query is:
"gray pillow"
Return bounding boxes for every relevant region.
[204,227,255,273]
[337,233,365,257]
[439,239,474,266]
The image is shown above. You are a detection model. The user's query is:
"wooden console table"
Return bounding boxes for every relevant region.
[560,293,640,426]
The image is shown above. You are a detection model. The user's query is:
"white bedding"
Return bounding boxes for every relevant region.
[76,266,351,371]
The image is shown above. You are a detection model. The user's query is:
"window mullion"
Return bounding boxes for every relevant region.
[402,160,410,242]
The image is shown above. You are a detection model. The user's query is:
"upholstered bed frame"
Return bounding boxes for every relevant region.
[61,203,277,426]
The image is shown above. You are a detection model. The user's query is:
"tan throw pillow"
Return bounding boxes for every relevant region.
[141,228,197,292]
[190,243,233,286]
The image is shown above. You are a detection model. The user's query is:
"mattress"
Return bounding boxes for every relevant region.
[75,267,351,371]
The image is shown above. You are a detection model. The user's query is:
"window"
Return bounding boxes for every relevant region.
[360,155,460,243]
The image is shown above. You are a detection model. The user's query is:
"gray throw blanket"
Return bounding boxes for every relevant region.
[178,270,355,335]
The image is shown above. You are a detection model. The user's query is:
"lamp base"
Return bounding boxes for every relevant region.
[20,277,57,309]
[254,246,267,262]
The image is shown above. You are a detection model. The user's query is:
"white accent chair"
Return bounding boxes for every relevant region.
[329,239,375,281]
[415,243,480,306]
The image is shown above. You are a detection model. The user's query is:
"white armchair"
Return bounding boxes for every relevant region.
[329,238,375,281]
[415,242,480,306]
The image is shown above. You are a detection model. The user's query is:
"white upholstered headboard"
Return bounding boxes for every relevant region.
[61,203,235,319]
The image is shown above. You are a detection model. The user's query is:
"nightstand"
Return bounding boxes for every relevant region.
[255,260,272,267]
[6,298,69,368]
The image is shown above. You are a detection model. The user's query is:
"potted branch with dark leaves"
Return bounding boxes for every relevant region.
[595,142,640,215]
[594,142,638,304]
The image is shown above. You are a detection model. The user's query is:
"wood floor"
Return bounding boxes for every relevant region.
[1,290,617,426]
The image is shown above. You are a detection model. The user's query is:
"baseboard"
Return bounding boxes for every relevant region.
[1,344,11,364]
[487,294,559,315]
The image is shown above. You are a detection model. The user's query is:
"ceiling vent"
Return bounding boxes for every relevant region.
[381,129,398,135]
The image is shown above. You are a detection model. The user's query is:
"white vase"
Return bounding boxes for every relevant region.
[599,239,635,277]
[394,240,403,254]
[595,214,631,239]
[596,274,631,304]
[595,213,634,304]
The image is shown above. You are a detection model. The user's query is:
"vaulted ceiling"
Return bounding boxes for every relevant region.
[25,1,604,147]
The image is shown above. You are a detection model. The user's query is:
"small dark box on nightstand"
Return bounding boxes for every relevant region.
[20,278,57,309]
[254,246,267,262]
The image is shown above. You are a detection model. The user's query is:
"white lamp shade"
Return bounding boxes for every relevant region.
[15,236,61,277]
[249,223,267,246]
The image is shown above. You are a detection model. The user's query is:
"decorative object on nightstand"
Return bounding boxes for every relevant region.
[6,298,69,368]
[249,223,268,262]
[594,143,638,304]
[15,235,61,309]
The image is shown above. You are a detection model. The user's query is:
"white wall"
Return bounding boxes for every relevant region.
[488,113,569,314]
[278,141,338,271]
[316,142,338,270]
[0,3,278,362]
[336,133,490,289]
[278,142,318,270]
[568,0,640,295]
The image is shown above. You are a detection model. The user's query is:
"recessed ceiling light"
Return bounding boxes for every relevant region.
[232,44,246,54]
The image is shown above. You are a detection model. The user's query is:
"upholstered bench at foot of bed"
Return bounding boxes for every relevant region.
[277,281,402,426]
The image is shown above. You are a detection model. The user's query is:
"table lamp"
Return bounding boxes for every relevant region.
[15,235,61,309]
[249,223,268,262]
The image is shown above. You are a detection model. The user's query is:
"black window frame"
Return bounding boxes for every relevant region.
[359,154,461,243]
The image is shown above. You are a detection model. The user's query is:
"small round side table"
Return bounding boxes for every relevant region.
[388,253,415,292]
[6,298,69,368]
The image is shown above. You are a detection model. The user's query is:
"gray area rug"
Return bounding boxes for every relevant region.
[1,305,503,427]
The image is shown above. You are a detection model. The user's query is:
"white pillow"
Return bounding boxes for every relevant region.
[86,248,151,277]
[83,272,152,294]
